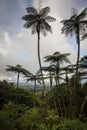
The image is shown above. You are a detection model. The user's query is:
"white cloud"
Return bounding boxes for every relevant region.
[0,0,87,81]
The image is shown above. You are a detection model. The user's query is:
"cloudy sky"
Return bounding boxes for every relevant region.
[0,0,87,81]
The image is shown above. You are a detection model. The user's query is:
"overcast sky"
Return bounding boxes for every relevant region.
[0,0,87,81]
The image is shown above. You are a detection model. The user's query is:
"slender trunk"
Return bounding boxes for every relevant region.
[34,80,36,95]
[55,77,57,86]
[37,31,46,98]
[17,72,20,89]
[73,25,80,99]
[50,71,52,90]
[56,62,60,86]
[55,63,64,117]
[56,74,58,86]
[71,25,80,117]
[57,73,59,85]
[16,72,20,105]
[66,71,69,88]
[33,80,36,107]
[76,25,80,84]
[66,72,71,118]
[65,71,69,117]
[76,41,80,77]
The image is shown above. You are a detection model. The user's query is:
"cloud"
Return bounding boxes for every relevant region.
[0,0,87,81]
[0,20,76,81]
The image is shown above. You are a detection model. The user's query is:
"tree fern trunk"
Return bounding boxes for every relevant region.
[33,80,36,107]
[16,72,20,105]
[76,25,80,85]
[37,31,46,98]
[17,72,20,89]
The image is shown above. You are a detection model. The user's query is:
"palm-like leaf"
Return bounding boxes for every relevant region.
[61,7,87,37]
[6,64,32,76]
[39,6,50,17]
[76,7,87,21]
[22,6,56,36]
[44,52,70,64]
[6,65,22,73]
[81,33,87,40]
[45,16,56,22]
[26,7,38,15]
[6,64,32,88]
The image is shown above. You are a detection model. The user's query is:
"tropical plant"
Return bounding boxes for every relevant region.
[44,52,70,85]
[22,6,56,98]
[61,65,74,88]
[57,119,87,130]
[42,65,55,89]
[26,72,41,93]
[25,71,41,107]
[6,64,31,89]
[61,7,87,79]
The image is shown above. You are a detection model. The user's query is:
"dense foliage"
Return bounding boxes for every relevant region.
[0,78,87,129]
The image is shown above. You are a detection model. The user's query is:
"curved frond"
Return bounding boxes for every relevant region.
[53,51,60,56]
[44,52,70,65]
[6,65,18,73]
[26,7,38,15]
[44,16,56,22]
[44,55,53,62]
[70,14,77,20]
[61,19,74,24]
[77,7,87,20]
[61,53,71,57]
[31,23,37,34]
[23,20,37,28]
[22,15,36,21]
[39,6,50,17]
[21,69,32,77]
[6,65,32,77]
[80,20,87,27]
[61,20,76,36]
[81,33,87,40]
[6,65,22,73]
[41,20,52,33]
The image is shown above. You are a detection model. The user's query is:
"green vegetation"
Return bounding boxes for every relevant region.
[0,5,87,130]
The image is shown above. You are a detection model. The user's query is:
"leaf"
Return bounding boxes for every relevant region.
[40,6,50,17]
[45,16,56,22]
[26,7,38,15]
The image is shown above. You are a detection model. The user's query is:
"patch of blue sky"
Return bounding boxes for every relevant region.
[66,35,77,52]
[75,0,87,9]
[26,0,33,6]
[67,35,87,58]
